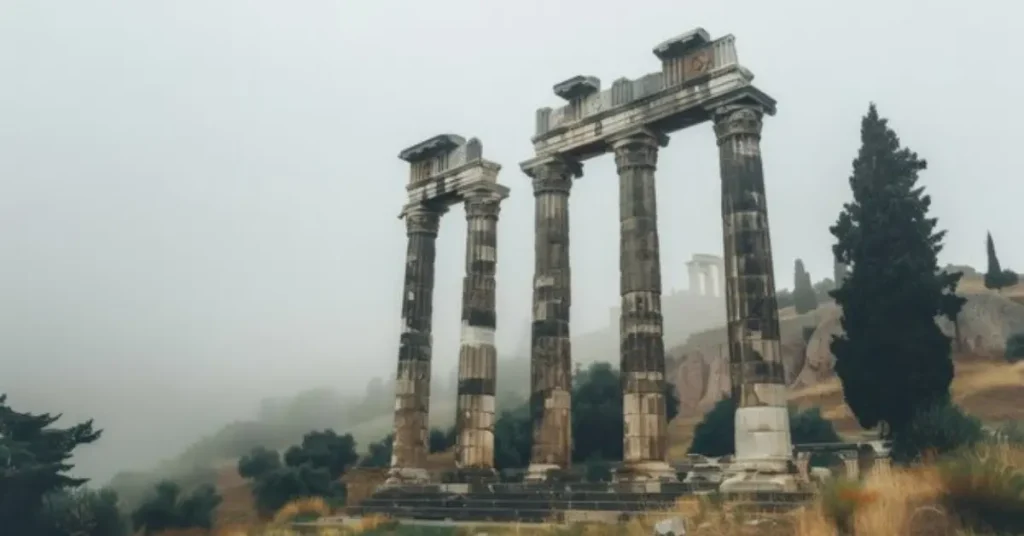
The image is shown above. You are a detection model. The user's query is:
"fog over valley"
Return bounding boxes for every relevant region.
[1,0,1021,484]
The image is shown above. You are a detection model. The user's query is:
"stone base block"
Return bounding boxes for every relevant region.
[524,463,563,482]
[614,461,679,483]
[734,405,792,462]
[443,467,499,484]
[719,471,799,493]
[384,467,430,486]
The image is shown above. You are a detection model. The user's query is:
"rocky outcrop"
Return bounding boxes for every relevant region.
[668,290,1024,419]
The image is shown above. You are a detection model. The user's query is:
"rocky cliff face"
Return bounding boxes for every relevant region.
[668,291,1024,419]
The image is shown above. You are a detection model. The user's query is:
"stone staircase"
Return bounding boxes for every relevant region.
[349,481,813,523]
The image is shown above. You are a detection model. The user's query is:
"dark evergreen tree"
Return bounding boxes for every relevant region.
[793,259,819,314]
[130,481,221,535]
[237,446,281,480]
[829,104,965,438]
[984,231,1019,292]
[0,395,102,534]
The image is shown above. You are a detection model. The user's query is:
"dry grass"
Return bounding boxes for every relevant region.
[158,445,1023,534]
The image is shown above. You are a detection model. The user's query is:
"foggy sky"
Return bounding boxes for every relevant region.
[1,1,1021,480]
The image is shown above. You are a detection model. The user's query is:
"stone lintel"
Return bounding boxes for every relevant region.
[519,156,583,179]
[608,127,670,149]
[398,134,467,162]
[553,75,601,101]
[400,159,506,217]
[652,28,712,60]
[703,85,778,116]
[531,32,743,144]
[526,69,763,163]
[463,182,510,203]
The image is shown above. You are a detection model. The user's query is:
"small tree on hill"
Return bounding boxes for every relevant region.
[793,259,819,314]
[984,232,1019,292]
[239,429,356,518]
[130,481,221,535]
[237,446,281,480]
[363,434,393,468]
[829,103,965,440]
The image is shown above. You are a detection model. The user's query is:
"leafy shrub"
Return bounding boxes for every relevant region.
[362,434,393,468]
[1006,333,1024,363]
[428,427,456,453]
[39,488,128,536]
[237,446,281,480]
[583,457,613,482]
[130,481,221,535]
[890,403,985,464]
[938,445,1024,534]
[689,398,736,457]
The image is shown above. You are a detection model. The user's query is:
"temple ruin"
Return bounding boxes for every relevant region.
[388,135,509,483]
[520,27,791,488]
[387,27,793,491]
[687,253,725,297]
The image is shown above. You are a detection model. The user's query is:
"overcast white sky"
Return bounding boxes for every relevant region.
[1,1,1021,479]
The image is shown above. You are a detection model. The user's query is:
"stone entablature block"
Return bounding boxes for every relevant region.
[525,29,776,168]
[398,134,508,216]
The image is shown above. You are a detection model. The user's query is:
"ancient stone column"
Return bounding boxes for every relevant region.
[687,262,701,295]
[453,193,502,477]
[713,103,792,473]
[525,158,577,480]
[388,203,444,483]
[612,130,675,481]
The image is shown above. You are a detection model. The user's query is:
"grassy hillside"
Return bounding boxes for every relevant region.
[667,353,1024,459]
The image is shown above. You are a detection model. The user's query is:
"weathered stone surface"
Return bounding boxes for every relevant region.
[612,130,674,480]
[713,102,791,472]
[390,203,444,481]
[526,32,771,164]
[389,134,509,484]
[454,193,503,473]
[525,158,579,477]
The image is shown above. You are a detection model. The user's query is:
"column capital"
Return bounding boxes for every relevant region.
[712,103,764,142]
[402,204,445,236]
[609,127,670,150]
[464,194,502,220]
[612,129,666,171]
[524,157,580,196]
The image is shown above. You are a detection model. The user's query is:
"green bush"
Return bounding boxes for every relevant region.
[938,445,1024,534]
[890,403,984,464]
[1006,333,1024,363]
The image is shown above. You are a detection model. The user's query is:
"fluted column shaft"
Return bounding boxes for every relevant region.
[526,160,575,477]
[454,194,502,473]
[389,204,444,481]
[713,103,791,465]
[613,132,672,478]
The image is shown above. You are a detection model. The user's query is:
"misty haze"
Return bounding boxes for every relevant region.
[1,0,1021,498]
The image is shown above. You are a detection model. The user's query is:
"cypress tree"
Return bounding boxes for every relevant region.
[793,259,818,314]
[829,104,965,438]
[984,232,1019,291]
